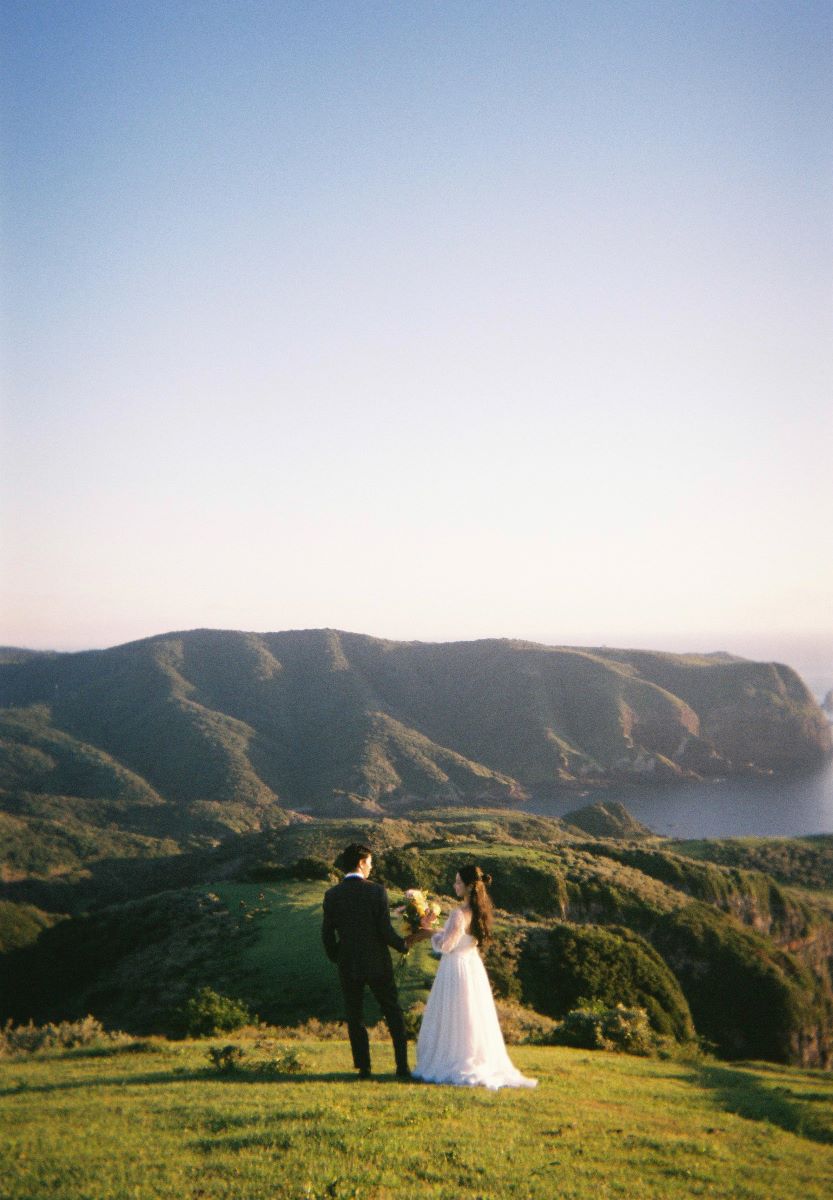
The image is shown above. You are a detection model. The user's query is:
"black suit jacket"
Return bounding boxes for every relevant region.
[322,876,408,980]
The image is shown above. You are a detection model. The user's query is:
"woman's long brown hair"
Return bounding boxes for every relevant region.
[458,864,494,946]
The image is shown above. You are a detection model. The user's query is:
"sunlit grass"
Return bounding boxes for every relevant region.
[2,1040,832,1199]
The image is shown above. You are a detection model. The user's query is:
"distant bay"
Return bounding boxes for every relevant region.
[525,753,833,839]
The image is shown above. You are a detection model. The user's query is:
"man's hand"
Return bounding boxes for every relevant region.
[405,929,434,949]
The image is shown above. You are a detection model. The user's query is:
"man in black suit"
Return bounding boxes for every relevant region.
[322,842,413,1079]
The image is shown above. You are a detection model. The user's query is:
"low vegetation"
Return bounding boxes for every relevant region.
[518,922,695,1041]
[3,798,833,1067]
[668,834,833,892]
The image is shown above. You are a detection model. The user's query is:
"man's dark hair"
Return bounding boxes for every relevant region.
[341,843,372,873]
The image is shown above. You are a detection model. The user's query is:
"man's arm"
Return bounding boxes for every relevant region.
[321,892,339,963]
[374,885,408,956]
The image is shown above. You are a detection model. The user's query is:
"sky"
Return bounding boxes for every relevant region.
[1,1,831,685]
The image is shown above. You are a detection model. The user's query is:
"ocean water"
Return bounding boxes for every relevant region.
[524,754,833,840]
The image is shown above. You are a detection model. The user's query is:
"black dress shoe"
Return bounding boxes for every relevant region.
[357,1069,372,1080]
[395,1069,412,1081]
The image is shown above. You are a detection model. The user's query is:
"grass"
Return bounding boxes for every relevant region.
[1,1040,832,1199]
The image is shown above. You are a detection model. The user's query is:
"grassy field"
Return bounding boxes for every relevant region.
[2,1039,832,1200]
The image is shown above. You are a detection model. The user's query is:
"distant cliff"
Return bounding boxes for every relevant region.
[0,629,829,840]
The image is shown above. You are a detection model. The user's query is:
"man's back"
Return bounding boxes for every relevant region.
[322,876,406,979]
[321,845,411,1078]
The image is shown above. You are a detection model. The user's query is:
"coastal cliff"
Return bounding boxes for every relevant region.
[0,629,828,837]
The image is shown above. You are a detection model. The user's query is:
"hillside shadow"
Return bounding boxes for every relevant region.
[693,1064,833,1146]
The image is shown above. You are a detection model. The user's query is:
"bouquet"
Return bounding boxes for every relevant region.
[394,888,442,936]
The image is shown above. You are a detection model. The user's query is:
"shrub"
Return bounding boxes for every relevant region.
[179,987,253,1038]
[204,1042,307,1076]
[0,1015,127,1057]
[262,1045,306,1074]
[289,856,338,882]
[0,900,56,954]
[550,1004,664,1056]
[0,888,249,1037]
[651,903,824,1062]
[483,929,524,1002]
[520,923,695,1040]
[207,1044,245,1073]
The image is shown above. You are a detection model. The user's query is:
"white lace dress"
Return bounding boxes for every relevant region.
[413,906,537,1090]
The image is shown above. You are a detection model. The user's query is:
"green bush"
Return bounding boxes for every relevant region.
[0,889,256,1037]
[550,1004,664,1056]
[651,903,825,1062]
[483,928,524,1001]
[0,900,56,954]
[520,922,695,1041]
[289,856,339,882]
[265,1045,306,1074]
[179,987,253,1038]
[207,1043,245,1073]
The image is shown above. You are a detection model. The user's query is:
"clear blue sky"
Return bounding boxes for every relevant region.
[1,1,831,681]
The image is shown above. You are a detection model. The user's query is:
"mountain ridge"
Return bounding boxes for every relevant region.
[0,627,829,845]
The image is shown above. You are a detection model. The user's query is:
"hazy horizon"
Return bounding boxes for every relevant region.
[2,2,831,670]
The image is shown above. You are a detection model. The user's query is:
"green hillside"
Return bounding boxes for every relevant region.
[1,1038,832,1200]
[1,630,828,844]
[0,879,439,1034]
[5,807,833,1068]
[666,834,833,893]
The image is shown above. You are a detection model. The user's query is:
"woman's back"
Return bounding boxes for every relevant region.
[415,906,537,1090]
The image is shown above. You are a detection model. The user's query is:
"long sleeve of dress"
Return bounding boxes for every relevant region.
[431,907,468,955]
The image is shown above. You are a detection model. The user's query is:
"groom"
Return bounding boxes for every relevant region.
[322,843,413,1080]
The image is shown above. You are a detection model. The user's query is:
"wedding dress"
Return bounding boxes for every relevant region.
[413,906,537,1090]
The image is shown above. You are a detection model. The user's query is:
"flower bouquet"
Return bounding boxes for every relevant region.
[394,888,443,937]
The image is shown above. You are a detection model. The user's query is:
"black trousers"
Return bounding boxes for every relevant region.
[338,968,409,1075]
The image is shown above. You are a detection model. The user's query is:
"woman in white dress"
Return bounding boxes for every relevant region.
[412,865,537,1090]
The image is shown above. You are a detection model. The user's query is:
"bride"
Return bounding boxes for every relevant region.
[411,865,537,1090]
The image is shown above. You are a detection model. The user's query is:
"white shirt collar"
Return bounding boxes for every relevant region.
[344,871,365,880]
